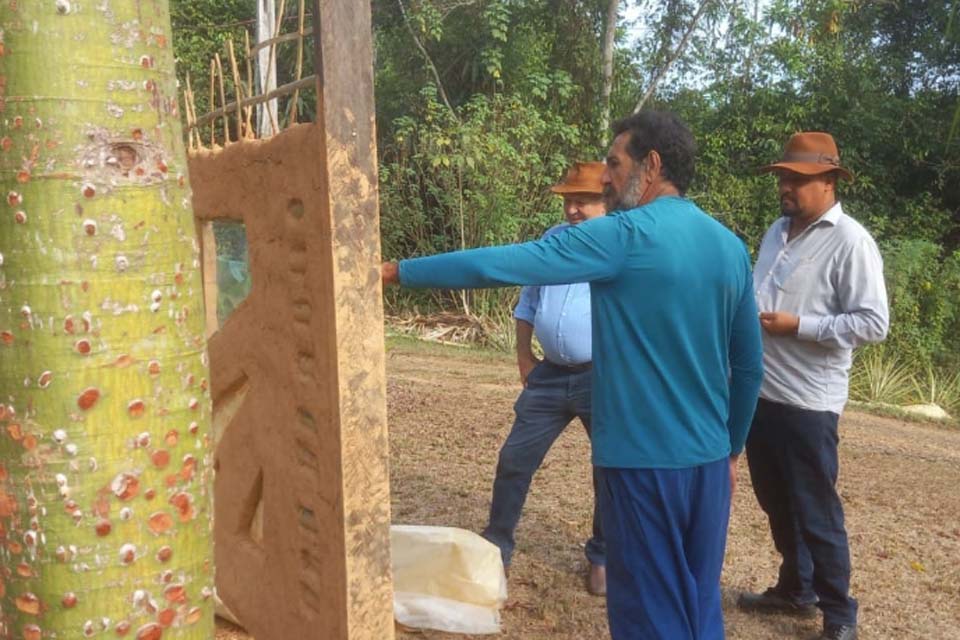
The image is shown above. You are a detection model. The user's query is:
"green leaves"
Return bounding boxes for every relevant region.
[480,0,511,81]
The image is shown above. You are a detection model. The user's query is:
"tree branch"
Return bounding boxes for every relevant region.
[397,0,460,121]
[633,0,712,113]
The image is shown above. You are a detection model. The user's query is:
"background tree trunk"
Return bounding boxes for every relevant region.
[601,0,620,140]
[0,2,214,639]
[634,0,712,113]
[257,0,279,136]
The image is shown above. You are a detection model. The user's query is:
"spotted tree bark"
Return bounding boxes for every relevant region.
[0,2,213,639]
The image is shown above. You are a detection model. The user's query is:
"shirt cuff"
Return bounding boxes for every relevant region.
[513,308,536,324]
[797,315,820,341]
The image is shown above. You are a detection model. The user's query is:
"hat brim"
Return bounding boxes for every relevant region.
[550,185,604,195]
[759,162,853,181]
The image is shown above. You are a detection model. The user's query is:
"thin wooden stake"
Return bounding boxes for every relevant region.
[191,90,202,148]
[288,0,306,125]
[227,38,245,139]
[215,53,230,144]
[183,73,195,151]
[185,72,201,149]
[209,59,216,146]
[244,30,255,139]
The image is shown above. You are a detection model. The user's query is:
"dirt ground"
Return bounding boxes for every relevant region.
[217,337,960,639]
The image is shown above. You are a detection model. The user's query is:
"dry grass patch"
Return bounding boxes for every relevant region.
[218,338,960,639]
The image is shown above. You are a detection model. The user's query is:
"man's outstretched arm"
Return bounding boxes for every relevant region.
[381,216,627,291]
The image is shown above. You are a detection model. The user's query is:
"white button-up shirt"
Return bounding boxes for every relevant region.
[753,202,889,413]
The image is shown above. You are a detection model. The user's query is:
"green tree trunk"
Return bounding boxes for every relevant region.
[0,2,213,639]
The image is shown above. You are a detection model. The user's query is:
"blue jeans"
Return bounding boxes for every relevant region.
[481,361,605,567]
[600,460,730,640]
[745,398,858,627]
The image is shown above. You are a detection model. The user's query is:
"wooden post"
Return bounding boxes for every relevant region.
[308,1,394,636]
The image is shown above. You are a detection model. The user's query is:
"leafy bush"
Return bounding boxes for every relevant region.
[912,366,960,415]
[379,90,590,319]
[849,346,917,406]
[880,239,960,372]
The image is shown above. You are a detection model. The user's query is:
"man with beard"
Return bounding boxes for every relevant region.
[382,111,764,639]
[737,132,888,640]
[482,161,607,595]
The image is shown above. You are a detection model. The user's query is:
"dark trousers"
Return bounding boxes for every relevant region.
[746,397,858,627]
[481,361,605,567]
[599,460,730,640]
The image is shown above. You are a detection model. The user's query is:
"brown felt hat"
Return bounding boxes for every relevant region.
[550,161,606,195]
[759,132,853,181]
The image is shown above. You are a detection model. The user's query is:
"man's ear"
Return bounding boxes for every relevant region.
[823,171,838,196]
[646,150,663,180]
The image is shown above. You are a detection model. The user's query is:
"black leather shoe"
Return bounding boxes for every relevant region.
[820,623,857,640]
[736,588,818,618]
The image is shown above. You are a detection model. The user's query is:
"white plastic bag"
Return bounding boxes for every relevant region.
[392,525,508,634]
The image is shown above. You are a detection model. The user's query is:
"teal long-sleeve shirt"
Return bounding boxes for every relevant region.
[399,196,763,469]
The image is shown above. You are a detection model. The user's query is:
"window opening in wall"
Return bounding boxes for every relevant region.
[213,220,252,325]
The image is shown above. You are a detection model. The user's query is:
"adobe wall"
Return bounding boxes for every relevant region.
[187,122,393,640]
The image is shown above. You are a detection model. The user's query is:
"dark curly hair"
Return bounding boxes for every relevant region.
[610,111,697,195]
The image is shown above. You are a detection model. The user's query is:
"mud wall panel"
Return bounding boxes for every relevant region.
[187,121,391,640]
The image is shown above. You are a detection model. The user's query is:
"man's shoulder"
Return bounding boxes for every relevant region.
[541,223,570,239]
[833,210,876,242]
[687,202,751,253]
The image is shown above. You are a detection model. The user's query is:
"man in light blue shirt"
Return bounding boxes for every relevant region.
[737,132,888,640]
[383,111,764,639]
[482,161,607,595]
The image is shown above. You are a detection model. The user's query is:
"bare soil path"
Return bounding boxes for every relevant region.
[218,337,960,639]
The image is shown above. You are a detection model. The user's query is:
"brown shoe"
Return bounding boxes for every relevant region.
[586,564,606,596]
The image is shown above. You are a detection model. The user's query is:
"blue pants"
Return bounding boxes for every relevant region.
[745,398,858,627]
[599,460,730,640]
[482,361,605,567]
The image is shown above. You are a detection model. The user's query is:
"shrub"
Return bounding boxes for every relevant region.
[849,346,917,406]
[880,239,960,372]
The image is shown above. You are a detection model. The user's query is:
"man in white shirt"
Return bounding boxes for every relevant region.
[737,132,889,640]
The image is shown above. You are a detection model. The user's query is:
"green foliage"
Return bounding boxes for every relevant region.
[379,88,584,318]
[173,0,960,375]
[170,0,252,116]
[880,240,960,372]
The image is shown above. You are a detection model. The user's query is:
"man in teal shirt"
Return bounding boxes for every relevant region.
[382,111,764,639]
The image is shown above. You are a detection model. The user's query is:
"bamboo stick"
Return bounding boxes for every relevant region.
[190,88,202,148]
[185,72,201,149]
[209,58,216,146]
[215,53,230,144]
[227,38,245,139]
[244,29,255,138]
[193,76,316,128]
[288,0,307,125]
[183,73,196,151]
[247,26,314,55]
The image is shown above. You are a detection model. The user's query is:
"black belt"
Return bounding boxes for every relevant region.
[545,360,592,373]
